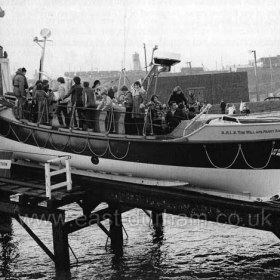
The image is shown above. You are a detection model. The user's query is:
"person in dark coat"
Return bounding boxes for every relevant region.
[168,86,188,107]
[13,67,28,119]
[220,99,226,114]
[34,83,48,124]
[165,101,187,133]
[82,81,96,129]
[63,76,84,129]
[148,94,163,135]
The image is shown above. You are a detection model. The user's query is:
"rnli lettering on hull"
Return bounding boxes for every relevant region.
[187,124,280,143]
[221,129,279,135]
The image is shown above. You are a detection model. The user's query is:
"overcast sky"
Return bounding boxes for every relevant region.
[0,0,279,79]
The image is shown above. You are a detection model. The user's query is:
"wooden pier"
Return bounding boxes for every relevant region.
[1,164,280,279]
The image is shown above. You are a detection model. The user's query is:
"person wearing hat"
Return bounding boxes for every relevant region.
[13,67,28,119]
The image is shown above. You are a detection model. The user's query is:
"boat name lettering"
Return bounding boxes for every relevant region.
[221,129,280,135]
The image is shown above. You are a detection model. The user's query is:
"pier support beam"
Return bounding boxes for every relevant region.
[0,191,12,234]
[109,203,123,252]
[151,210,163,227]
[52,222,71,280]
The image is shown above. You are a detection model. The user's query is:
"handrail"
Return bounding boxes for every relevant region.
[183,104,212,137]
[45,155,72,199]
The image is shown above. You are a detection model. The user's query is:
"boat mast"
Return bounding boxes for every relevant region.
[123,9,127,85]
[33,28,51,81]
[143,43,148,74]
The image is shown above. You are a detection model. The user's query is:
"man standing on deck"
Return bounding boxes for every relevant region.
[220,99,226,114]
[13,67,28,119]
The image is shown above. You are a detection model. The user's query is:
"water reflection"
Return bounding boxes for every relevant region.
[0,217,19,279]
[108,223,166,280]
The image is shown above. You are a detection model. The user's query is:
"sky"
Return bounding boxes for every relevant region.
[0,0,280,79]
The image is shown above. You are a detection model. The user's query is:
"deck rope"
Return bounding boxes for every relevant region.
[32,131,51,149]
[239,141,275,170]
[49,133,70,151]
[10,125,33,143]
[69,136,88,154]
[204,144,241,169]
[108,140,130,160]
[0,122,11,137]
[87,140,109,157]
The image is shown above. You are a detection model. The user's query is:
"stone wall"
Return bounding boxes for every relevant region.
[148,72,249,105]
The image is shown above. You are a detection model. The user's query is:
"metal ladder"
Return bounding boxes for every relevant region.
[45,156,72,199]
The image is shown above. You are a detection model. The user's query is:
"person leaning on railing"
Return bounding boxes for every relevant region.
[97,87,113,111]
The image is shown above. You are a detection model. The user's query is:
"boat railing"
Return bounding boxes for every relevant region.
[15,98,204,138]
[18,100,168,136]
[183,104,212,137]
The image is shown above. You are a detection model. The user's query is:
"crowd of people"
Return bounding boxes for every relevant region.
[13,67,204,136]
[220,99,250,115]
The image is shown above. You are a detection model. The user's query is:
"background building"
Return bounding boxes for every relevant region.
[132,52,141,71]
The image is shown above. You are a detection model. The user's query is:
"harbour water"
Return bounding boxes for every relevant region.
[1,201,280,280]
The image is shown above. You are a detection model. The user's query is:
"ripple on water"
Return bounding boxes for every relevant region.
[1,205,280,279]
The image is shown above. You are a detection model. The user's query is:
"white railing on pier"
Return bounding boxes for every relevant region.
[45,156,72,199]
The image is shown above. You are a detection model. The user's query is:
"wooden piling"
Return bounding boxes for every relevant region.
[52,221,71,280]
[109,203,123,252]
[152,210,163,227]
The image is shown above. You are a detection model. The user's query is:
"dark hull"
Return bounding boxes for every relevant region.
[0,114,279,170]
